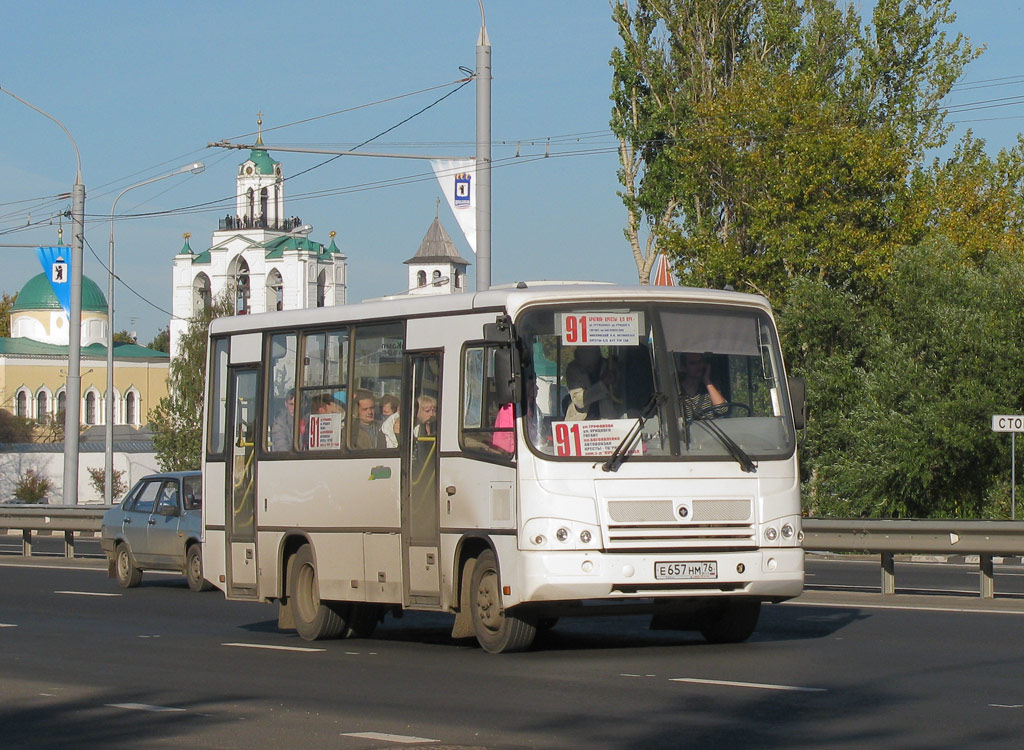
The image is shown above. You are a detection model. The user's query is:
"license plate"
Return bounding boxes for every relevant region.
[655,561,718,580]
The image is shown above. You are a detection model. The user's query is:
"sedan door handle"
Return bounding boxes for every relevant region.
[147,519,156,525]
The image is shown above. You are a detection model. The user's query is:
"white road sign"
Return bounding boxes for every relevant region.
[991,415,1024,432]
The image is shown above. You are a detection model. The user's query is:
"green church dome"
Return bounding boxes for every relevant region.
[246,148,279,175]
[12,272,107,313]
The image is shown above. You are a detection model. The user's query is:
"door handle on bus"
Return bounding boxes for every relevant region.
[148,519,156,525]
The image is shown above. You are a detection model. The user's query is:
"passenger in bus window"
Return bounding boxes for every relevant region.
[677,352,728,421]
[354,390,382,449]
[414,394,437,436]
[381,411,400,448]
[565,346,617,420]
[380,394,400,419]
[269,389,296,451]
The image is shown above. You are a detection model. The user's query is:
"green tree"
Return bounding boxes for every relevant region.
[14,469,52,503]
[779,236,1024,518]
[0,410,34,443]
[150,295,233,471]
[147,327,170,353]
[610,0,978,299]
[0,291,16,338]
[87,466,128,501]
[113,330,137,344]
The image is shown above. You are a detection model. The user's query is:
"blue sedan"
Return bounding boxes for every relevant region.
[100,471,211,591]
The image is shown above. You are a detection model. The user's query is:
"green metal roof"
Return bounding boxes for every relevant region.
[178,236,193,255]
[246,148,279,175]
[262,235,322,260]
[0,337,168,360]
[11,273,107,312]
[192,249,211,264]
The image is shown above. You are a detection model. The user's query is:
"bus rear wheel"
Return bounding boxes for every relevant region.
[288,544,346,641]
[697,598,761,644]
[469,549,537,654]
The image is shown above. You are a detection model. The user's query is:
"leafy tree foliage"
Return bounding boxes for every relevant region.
[0,292,16,338]
[779,238,1024,518]
[113,330,136,344]
[147,327,170,353]
[610,0,978,296]
[0,410,34,443]
[150,295,233,471]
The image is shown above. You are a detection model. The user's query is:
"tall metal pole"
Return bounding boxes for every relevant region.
[0,86,87,506]
[475,2,491,292]
[66,180,85,505]
[104,162,205,505]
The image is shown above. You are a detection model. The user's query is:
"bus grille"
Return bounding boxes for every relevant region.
[604,498,755,550]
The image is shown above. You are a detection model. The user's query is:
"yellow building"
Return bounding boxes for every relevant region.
[0,272,169,430]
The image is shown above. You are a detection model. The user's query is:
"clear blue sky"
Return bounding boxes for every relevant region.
[1,0,1021,343]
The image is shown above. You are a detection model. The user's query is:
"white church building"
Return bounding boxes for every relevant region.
[169,136,347,359]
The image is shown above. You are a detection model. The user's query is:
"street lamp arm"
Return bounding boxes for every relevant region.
[104,161,205,504]
[1,85,83,185]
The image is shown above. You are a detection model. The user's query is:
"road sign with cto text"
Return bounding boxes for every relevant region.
[992,415,1024,432]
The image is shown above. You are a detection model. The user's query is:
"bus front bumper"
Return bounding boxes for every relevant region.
[515,547,804,604]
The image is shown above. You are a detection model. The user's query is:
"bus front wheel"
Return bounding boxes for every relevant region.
[469,549,537,654]
[288,544,346,641]
[697,598,761,644]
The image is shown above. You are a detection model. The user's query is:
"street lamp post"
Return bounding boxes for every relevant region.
[104,162,205,505]
[0,85,86,505]
[475,0,491,292]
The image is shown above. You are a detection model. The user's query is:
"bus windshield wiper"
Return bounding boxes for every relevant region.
[693,418,757,473]
[602,393,664,473]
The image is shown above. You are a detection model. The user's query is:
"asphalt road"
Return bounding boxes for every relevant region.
[2,557,1023,749]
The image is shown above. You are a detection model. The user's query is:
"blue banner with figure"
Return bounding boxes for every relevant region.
[36,246,72,314]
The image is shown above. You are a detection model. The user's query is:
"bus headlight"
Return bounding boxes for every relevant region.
[781,523,794,539]
[533,534,546,546]
[580,530,592,544]
[764,526,778,542]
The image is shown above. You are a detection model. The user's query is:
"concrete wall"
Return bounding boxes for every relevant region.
[0,444,161,505]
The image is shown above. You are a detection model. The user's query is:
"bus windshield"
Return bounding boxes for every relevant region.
[518,303,796,463]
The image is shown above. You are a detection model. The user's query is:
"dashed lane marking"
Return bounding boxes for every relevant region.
[341,732,438,744]
[223,642,326,653]
[671,677,827,693]
[106,703,186,713]
[54,590,121,597]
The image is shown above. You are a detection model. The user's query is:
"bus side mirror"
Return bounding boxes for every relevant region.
[493,347,520,404]
[483,314,515,345]
[788,376,807,431]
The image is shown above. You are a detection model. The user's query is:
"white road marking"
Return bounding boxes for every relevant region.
[671,677,826,693]
[784,600,1024,616]
[54,590,121,597]
[341,732,438,744]
[0,623,17,628]
[223,642,326,653]
[990,704,1023,709]
[107,703,186,713]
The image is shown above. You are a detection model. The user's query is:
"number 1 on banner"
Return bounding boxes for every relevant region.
[564,315,588,344]
[554,423,583,456]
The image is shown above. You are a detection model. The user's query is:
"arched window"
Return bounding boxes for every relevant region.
[193,273,212,316]
[228,257,251,315]
[126,391,137,426]
[85,392,98,425]
[266,268,284,311]
[16,390,28,418]
[316,269,327,308]
[57,391,66,417]
[36,391,48,423]
[417,270,427,287]
[259,188,269,227]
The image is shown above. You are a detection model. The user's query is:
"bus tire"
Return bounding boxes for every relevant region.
[469,549,537,654]
[344,603,380,639]
[288,544,346,641]
[697,598,761,644]
[115,543,142,588]
[186,544,214,592]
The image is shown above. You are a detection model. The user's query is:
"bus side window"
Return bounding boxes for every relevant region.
[297,329,349,451]
[460,345,514,458]
[266,332,297,452]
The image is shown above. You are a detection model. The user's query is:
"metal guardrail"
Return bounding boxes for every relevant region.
[802,518,1024,598]
[0,506,107,558]
[3,508,1023,598]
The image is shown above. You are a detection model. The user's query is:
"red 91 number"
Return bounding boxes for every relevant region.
[554,423,583,456]
[564,315,588,344]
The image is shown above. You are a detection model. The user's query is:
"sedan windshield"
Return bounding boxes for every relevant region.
[517,303,796,464]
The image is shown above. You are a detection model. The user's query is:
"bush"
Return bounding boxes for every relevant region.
[87,467,128,501]
[14,469,52,504]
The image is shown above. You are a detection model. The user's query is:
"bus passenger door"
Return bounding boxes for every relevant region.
[225,367,259,598]
[402,352,442,607]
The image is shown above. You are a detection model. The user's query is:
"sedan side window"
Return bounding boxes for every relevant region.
[130,481,162,514]
[156,482,180,515]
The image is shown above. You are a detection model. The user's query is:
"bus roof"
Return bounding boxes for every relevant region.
[208,282,773,336]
